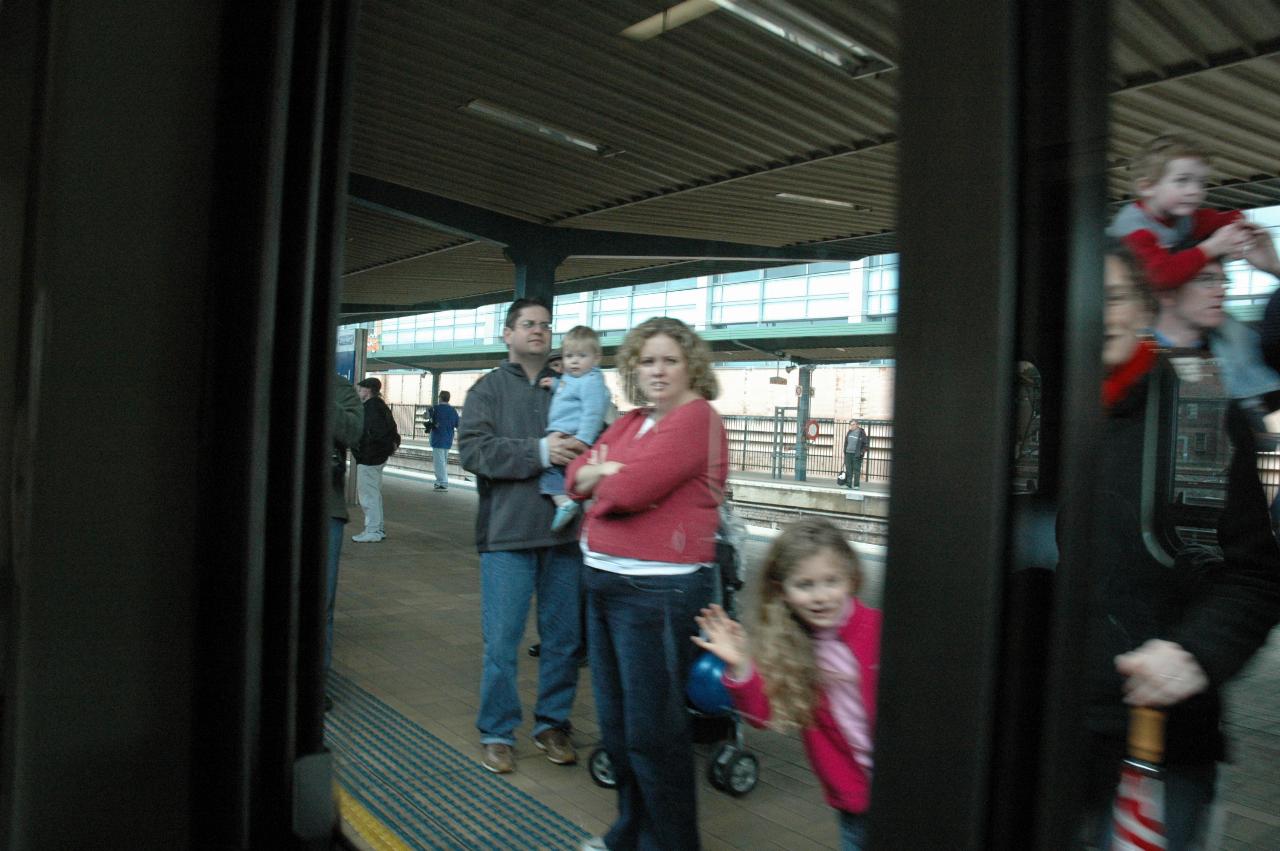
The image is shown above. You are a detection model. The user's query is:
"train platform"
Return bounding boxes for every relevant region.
[328,469,1280,850]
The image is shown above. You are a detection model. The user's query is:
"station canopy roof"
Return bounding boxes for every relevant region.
[343,0,1280,322]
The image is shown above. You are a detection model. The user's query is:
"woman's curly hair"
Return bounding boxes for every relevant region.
[616,316,719,406]
[749,517,862,732]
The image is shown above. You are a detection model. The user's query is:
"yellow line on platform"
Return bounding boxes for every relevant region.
[336,783,413,851]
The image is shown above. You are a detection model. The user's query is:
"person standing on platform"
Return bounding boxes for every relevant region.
[429,390,460,491]
[566,316,728,851]
[352,377,399,543]
[325,374,363,690]
[458,298,587,775]
[843,421,868,489]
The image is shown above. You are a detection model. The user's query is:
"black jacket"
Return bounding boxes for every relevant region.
[353,396,398,466]
[1083,367,1280,766]
[844,427,868,456]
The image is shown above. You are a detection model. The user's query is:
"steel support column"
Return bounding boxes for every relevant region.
[506,245,565,306]
[794,365,814,482]
[871,0,1020,846]
[872,0,1108,847]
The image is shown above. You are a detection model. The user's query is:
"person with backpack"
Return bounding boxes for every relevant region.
[352,377,399,543]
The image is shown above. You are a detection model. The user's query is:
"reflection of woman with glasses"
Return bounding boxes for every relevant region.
[1078,248,1280,849]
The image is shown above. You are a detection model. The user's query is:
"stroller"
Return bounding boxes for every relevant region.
[586,503,760,797]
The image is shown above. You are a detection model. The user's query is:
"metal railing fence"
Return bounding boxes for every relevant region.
[720,415,892,484]
[389,404,893,484]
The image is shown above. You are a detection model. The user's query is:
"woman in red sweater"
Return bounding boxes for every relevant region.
[566,317,728,851]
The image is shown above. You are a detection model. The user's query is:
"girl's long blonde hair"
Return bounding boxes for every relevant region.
[750,517,862,732]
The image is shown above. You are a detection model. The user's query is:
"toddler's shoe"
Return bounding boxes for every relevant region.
[550,501,580,532]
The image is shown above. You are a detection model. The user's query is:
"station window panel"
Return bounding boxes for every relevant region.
[598,296,630,313]
[765,279,806,300]
[720,281,762,303]
[806,297,849,318]
[415,329,434,345]
[633,292,666,310]
[666,277,699,291]
[764,264,807,279]
[381,331,400,346]
[808,261,851,275]
[763,299,807,321]
[554,309,585,332]
[717,269,763,285]
[666,305,701,326]
[633,282,669,295]
[867,293,897,316]
[433,327,454,342]
[808,272,853,295]
[595,312,629,331]
[715,303,760,324]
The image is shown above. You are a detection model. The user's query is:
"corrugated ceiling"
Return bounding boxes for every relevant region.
[343,0,1280,314]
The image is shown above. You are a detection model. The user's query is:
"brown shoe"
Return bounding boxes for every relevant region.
[481,743,515,774]
[533,728,577,765]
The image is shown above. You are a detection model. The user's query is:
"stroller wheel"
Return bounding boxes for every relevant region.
[587,747,617,789]
[723,752,759,797]
[707,742,735,790]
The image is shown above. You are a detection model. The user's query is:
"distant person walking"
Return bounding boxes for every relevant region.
[843,421,868,489]
[352,377,399,543]
[429,390,460,491]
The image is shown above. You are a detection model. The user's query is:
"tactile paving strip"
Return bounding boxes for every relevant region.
[326,670,589,850]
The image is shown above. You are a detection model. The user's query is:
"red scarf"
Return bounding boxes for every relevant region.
[1102,339,1157,408]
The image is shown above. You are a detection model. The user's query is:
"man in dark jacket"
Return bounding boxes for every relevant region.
[844,420,868,489]
[458,298,586,775]
[1079,251,1280,847]
[327,375,363,679]
[351,376,398,543]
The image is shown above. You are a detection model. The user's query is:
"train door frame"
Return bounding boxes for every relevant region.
[0,2,359,848]
[872,1,1108,847]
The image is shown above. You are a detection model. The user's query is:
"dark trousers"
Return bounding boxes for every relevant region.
[586,567,708,851]
[845,452,864,488]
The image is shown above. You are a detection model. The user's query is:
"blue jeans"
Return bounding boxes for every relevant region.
[324,517,344,671]
[477,545,583,745]
[839,811,867,851]
[431,447,449,486]
[587,566,710,851]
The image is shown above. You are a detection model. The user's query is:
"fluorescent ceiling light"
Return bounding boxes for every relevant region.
[775,192,868,211]
[710,0,894,78]
[621,0,719,41]
[460,99,622,158]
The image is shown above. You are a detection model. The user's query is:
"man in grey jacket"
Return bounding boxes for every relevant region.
[458,298,587,774]
[844,420,868,489]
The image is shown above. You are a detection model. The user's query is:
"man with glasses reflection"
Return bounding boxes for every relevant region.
[458,298,588,775]
[1082,249,1280,849]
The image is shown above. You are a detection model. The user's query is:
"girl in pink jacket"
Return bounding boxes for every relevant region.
[693,518,881,851]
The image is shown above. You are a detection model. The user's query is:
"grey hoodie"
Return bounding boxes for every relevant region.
[458,360,580,552]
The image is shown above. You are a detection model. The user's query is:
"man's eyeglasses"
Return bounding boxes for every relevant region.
[1189,275,1227,291]
[515,320,553,331]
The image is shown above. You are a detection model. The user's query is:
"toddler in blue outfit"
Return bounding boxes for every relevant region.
[542,325,611,531]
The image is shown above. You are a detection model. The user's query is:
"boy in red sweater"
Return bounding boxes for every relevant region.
[1106,133,1275,290]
